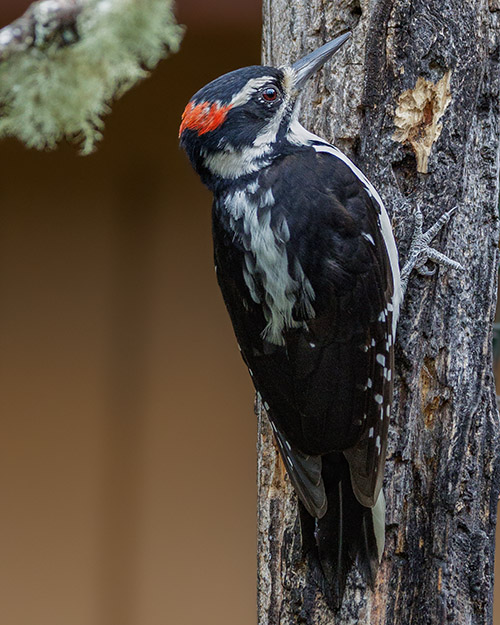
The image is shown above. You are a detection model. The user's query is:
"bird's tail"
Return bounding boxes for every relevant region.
[299,452,385,610]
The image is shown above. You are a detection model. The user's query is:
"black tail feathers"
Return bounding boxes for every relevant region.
[299,453,382,610]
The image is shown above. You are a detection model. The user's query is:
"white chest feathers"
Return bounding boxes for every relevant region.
[223,188,315,345]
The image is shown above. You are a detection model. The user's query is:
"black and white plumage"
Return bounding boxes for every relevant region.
[179,32,401,607]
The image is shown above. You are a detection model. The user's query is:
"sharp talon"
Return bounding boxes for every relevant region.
[400,206,461,298]
[417,264,436,277]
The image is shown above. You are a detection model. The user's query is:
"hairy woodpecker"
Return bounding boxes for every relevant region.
[179,32,458,607]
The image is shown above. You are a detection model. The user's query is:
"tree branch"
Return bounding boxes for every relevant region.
[0,0,184,153]
[0,0,83,61]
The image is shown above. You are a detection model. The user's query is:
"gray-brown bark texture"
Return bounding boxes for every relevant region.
[257,1,500,623]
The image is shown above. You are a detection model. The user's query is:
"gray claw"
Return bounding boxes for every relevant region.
[416,264,437,277]
[400,206,463,298]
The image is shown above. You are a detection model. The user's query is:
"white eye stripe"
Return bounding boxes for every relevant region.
[230,76,279,107]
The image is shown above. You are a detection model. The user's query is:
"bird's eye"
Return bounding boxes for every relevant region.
[262,87,278,102]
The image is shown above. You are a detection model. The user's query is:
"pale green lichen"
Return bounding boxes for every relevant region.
[0,0,184,153]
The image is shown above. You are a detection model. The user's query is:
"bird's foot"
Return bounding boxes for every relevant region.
[400,206,463,298]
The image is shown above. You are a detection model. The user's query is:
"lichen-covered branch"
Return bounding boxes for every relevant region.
[0,0,184,153]
[0,0,82,61]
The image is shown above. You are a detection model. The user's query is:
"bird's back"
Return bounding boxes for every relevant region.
[213,146,394,458]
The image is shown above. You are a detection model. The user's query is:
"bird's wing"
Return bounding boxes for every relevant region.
[271,421,327,518]
[213,147,397,510]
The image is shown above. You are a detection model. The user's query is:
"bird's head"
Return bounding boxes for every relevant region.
[179,32,351,189]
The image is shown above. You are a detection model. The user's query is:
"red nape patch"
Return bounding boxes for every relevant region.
[178,100,232,137]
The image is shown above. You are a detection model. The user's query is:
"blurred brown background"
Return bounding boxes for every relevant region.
[0,2,498,625]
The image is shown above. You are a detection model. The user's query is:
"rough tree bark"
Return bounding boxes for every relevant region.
[257,1,500,623]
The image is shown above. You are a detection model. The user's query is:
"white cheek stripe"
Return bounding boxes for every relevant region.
[203,97,291,180]
[203,145,271,179]
[288,120,402,334]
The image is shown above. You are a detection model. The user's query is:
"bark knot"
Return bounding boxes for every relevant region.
[392,71,452,174]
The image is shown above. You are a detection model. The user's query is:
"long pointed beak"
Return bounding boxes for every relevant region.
[291,31,351,90]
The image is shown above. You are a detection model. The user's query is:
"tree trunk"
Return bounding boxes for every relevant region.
[257,1,500,623]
